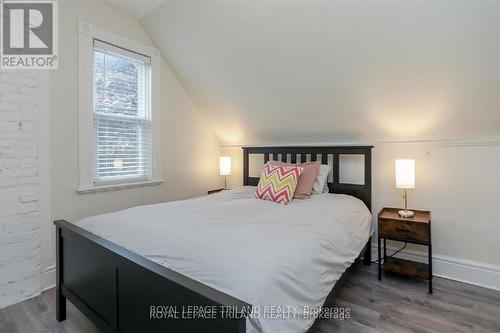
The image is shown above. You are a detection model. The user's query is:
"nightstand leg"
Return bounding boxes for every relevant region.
[428,244,433,294]
[378,237,382,281]
[383,238,387,260]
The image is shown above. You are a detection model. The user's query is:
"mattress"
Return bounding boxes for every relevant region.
[77,186,372,333]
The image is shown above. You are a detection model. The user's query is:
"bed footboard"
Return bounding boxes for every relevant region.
[55,220,251,333]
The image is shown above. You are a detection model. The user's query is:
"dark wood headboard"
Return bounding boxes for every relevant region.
[242,146,373,211]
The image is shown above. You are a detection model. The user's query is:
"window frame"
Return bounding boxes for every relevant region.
[78,21,162,193]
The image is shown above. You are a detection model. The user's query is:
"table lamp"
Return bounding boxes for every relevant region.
[219,156,231,190]
[395,159,415,217]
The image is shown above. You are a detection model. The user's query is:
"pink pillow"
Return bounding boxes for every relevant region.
[267,161,320,199]
[253,164,302,205]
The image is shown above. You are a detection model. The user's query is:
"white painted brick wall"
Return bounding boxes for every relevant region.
[0,70,40,308]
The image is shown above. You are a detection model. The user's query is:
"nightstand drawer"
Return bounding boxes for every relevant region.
[379,219,429,243]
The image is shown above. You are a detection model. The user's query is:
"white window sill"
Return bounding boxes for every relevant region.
[77,179,163,194]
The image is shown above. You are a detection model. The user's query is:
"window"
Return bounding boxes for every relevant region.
[93,41,151,184]
[78,22,161,193]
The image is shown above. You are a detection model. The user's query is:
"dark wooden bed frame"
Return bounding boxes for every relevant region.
[55,146,373,333]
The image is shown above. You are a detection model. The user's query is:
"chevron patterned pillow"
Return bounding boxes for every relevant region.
[253,164,303,205]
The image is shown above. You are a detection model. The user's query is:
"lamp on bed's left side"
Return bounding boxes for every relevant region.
[219,156,231,189]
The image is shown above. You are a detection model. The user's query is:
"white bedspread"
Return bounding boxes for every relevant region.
[77,186,372,333]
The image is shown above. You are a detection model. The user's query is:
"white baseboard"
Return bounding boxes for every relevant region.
[372,245,500,291]
[41,264,56,291]
[38,248,500,295]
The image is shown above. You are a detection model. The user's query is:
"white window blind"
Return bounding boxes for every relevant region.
[93,40,152,184]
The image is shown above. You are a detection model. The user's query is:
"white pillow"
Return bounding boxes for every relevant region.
[313,164,331,194]
[322,178,330,193]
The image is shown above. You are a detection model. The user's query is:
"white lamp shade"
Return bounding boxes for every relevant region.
[395,159,415,189]
[219,156,231,176]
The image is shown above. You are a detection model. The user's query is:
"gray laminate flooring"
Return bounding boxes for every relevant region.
[1,262,499,333]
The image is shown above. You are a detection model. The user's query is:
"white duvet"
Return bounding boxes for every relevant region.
[77,186,372,333]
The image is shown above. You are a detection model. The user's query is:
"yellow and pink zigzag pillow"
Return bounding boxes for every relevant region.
[253,164,303,205]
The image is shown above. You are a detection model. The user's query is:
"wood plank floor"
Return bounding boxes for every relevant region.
[1,262,499,332]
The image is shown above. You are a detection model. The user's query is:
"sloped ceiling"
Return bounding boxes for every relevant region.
[141,1,500,145]
[102,0,168,19]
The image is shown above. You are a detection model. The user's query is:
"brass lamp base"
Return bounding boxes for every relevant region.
[399,189,414,218]
[398,209,415,218]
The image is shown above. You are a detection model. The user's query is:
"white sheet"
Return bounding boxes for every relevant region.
[76,186,372,333]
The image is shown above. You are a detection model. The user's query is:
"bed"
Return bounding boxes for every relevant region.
[55,146,373,333]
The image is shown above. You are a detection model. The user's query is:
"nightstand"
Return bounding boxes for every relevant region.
[207,188,225,195]
[378,207,433,293]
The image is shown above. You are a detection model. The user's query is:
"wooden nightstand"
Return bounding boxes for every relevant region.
[207,188,225,195]
[378,207,433,293]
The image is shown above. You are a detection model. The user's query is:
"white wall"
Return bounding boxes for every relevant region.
[224,142,500,290]
[0,70,41,307]
[40,0,222,293]
[372,142,500,290]
[373,143,500,266]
